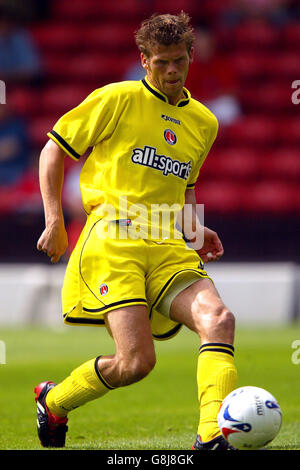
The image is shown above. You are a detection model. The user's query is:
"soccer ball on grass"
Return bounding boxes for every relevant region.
[217,386,282,450]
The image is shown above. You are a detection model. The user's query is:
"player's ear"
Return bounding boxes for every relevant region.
[140,52,148,70]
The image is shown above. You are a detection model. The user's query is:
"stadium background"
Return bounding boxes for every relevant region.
[0,0,299,325]
[1,0,300,451]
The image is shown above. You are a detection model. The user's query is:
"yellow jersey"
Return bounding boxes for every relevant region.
[48,77,218,237]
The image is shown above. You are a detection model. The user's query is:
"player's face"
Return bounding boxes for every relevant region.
[141,42,193,105]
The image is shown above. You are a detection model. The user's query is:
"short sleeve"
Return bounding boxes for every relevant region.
[187,114,219,189]
[47,87,119,161]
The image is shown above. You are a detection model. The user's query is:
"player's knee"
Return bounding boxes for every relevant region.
[215,307,235,334]
[193,301,235,338]
[132,354,156,382]
[209,306,235,338]
[119,351,156,386]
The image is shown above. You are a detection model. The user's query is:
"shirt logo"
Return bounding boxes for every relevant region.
[99,283,108,296]
[131,145,191,180]
[164,129,177,145]
[161,114,181,125]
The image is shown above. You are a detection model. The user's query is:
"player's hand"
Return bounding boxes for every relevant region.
[37,220,68,263]
[196,226,224,263]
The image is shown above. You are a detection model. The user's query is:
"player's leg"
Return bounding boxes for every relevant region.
[45,305,155,417]
[170,278,237,445]
[97,305,156,387]
[35,304,155,447]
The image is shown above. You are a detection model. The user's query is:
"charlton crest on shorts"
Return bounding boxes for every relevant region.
[164,129,177,145]
[99,283,108,296]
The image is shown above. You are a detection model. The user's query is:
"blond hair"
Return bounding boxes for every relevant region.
[135,11,194,57]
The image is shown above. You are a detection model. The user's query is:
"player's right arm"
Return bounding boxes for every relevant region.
[37,139,68,263]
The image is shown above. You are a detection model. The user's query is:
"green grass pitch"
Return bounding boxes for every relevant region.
[0,324,299,450]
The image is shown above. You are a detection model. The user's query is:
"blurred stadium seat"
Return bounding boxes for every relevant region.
[83,24,137,51]
[99,0,150,18]
[0,185,25,214]
[201,147,260,180]
[278,117,300,145]
[238,82,293,113]
[232,53,266,81]
[9,87,41,117]
[51,0,108,20]
[265,52,300,79]
[51,0,147,20]
[41,85,92,114]
[64,53,130,82]
[44,52,131,84]
[28,115,58,148]
[283,22,300,48]
[233,21,280,50]
[44,54,74,81]
[233,20,280,49]
[217,147,260,180]
[258,148,300,180]
[244,181,299,213]
[2,1,299,266]
[227,116,278,146]
[195,181,245,213]
[31,23,83,52]
[154,0,198,16]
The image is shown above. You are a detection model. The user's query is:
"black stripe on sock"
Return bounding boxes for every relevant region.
[199,342,234,352]
[94,356,115,390]
[199,347,234,357]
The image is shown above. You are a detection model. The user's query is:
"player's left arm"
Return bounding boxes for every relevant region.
[182,188,224,262]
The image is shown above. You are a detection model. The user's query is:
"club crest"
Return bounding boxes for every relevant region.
[164,129,177,145]
[99,283,108,296]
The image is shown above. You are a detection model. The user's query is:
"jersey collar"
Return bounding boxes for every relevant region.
[142,76,190,107]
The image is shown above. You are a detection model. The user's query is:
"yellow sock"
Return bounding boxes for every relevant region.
[197,343,237,442]
[46,356,114,417]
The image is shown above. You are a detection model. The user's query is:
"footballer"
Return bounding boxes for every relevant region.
[36,12,237,450]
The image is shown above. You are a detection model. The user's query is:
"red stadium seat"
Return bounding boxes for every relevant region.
[231,53,265,81]
[265,53,300,78]
[45,53,128,83]
[51,0,104,20]
[238,83,293,112]
[278,118,300,145]
[216,148,259,179]
[244,181,298,213]
[0,169,42,214]
[283,23,300,48]
[51,0,146,20]
[96,0,147,18]
[198,0,233,17]
[68,53,129,82]
[28,116,58,148]
[233,21,280,49]
[195,181,245,213]
[153,0,198,16]
[259,148,300,180]
[31,24,83,52]
[199,150,221,178]
[227,116,278,146]
[83,24,137,51]
[9,88,40,117]
[200,147,260,181]
[254,83,293,111]
[0,184,26,214]
[41,85,92,114]
[44,55,74,80]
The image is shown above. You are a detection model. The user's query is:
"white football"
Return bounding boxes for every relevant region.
[217,386,282,450]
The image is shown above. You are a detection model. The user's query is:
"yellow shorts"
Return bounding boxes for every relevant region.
[62,213,212,340]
